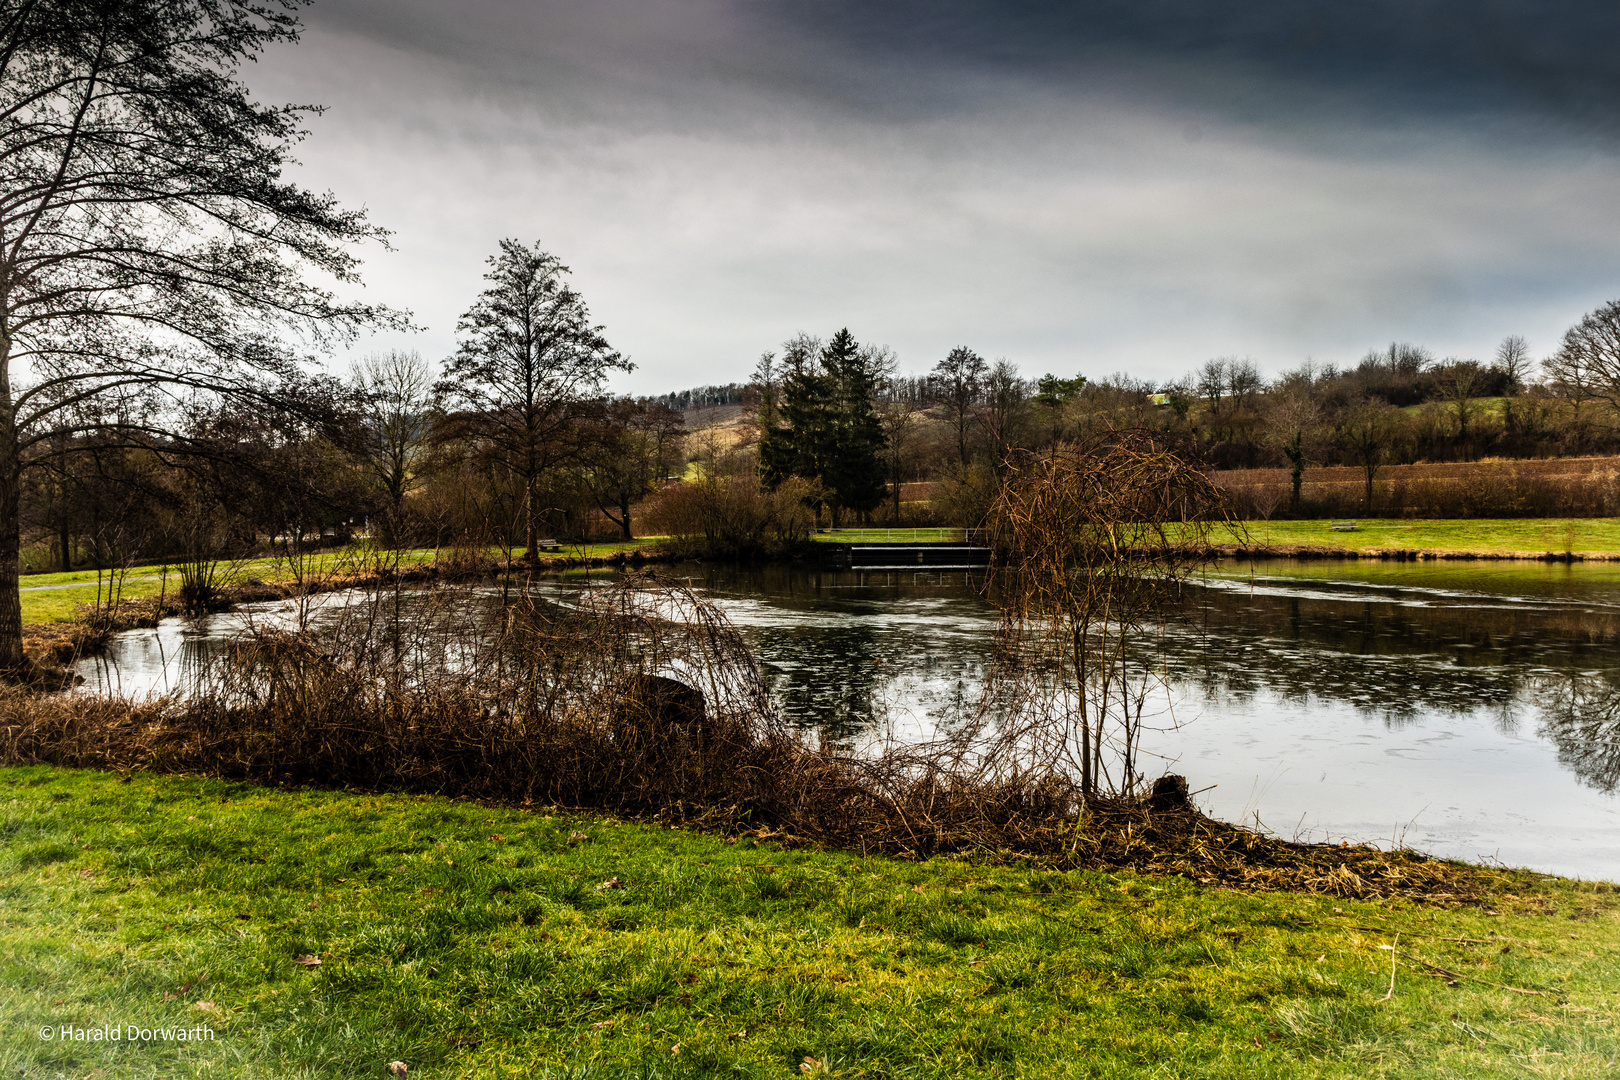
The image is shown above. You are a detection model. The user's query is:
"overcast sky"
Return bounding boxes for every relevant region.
[256,0,1620,394]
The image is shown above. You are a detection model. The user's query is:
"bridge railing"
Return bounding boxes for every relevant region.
[815,527,986,544]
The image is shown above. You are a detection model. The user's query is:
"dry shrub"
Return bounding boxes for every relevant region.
[644,474,819,557]
[0,575,1510,903]
[983,433,1235,797]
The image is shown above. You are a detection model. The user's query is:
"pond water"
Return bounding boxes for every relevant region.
[79,559,1620,880]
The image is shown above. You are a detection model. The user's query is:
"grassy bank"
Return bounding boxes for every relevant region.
[17,540,666,626]
[3,767,1616,1079]
[1224,518,1620,558]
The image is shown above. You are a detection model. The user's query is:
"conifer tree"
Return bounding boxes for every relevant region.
[757,329,887,524]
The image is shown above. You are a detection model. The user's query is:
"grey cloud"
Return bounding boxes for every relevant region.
[258,1,1620,391]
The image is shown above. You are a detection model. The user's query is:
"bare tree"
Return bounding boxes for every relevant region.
[436,240,631,559]
[931,346,988,467]
[1496,335,1533,392]
[868,345,922,522]
[1547,301,1620,411]
[978,358,1029,467]
[986,433,1229,796]
[0,0,397,668]
[1264,383,1319,512]
[352,350,434,543]
[1339,404,1404,514]
[582,398,684,539]
[1438,359,1486,449]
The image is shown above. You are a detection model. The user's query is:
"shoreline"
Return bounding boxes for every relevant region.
[1214,543,1618,562]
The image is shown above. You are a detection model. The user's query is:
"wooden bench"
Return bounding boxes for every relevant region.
[1330,521,1358,532]
[538,538,563,553]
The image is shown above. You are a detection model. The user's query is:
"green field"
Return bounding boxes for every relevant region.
[3,767,1615,1078]
[15,541,666,625]
[1229,518,1620,556]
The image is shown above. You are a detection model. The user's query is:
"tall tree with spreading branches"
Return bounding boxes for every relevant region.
[0,0,398,670]
[436,240,630,559]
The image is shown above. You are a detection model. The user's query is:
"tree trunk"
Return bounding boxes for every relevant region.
[620,494,633,540]
[524,473,539,560]
[0,393,24,671]
[1363,464,1376,514]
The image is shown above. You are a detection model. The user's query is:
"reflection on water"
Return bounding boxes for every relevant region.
[79,560,1620,879]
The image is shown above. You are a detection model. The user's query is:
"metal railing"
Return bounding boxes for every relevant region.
[814,527,986,544]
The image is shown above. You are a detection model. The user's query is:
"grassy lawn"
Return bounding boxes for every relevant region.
[15,541,670,625]
[17,550,438,627]
[1226,519,1620,556]
[3,767,1615,1079]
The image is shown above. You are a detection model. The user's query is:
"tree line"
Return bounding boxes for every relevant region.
[676,311,1620,533]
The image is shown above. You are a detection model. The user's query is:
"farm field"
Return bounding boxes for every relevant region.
[3,766,1616,1079]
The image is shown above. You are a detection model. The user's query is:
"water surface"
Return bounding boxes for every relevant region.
[80,560,1620,879]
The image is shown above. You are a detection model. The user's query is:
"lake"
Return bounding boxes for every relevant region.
[78,558,1620,880]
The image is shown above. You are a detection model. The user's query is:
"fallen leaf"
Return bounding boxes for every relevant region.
[568,831,589,842]
[728,1029,747,1040]
[670,1042,682,1054]
[911,885,925,894]
[597,877,624,890]
[77,868,93,879]
[489,834,505,842]
[307,900,319,908]
[589,1020,615,1030]
[194,1001,218,1012]
[293,955,322,967]
[387,1062,408,1078]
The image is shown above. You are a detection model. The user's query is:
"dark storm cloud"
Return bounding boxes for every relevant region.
[765,1,1620,130]
[266,1,1620,390]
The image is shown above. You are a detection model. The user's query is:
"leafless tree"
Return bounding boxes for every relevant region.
[985,432,1230,796]
[1496,335,1533,392]
[931,346,988,467]
[978,358,1030,467]
[0,0,398,669]
[1339,404,1404,513]
[436,240,631,559]
[352,350,434,543]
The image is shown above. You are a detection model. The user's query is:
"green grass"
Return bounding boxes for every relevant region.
[17,550,441,626]
[15,541,669,626]
[1230,518,1620,556]
[3,767,1616,1078]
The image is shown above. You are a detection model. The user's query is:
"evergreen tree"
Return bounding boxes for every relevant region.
[756,329,887,524]
[821,330,888,521]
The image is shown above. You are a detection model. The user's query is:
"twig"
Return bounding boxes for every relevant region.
[1395,950,1562,998]
[1379,933,1398,1001]
[1335,923,1497,945]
